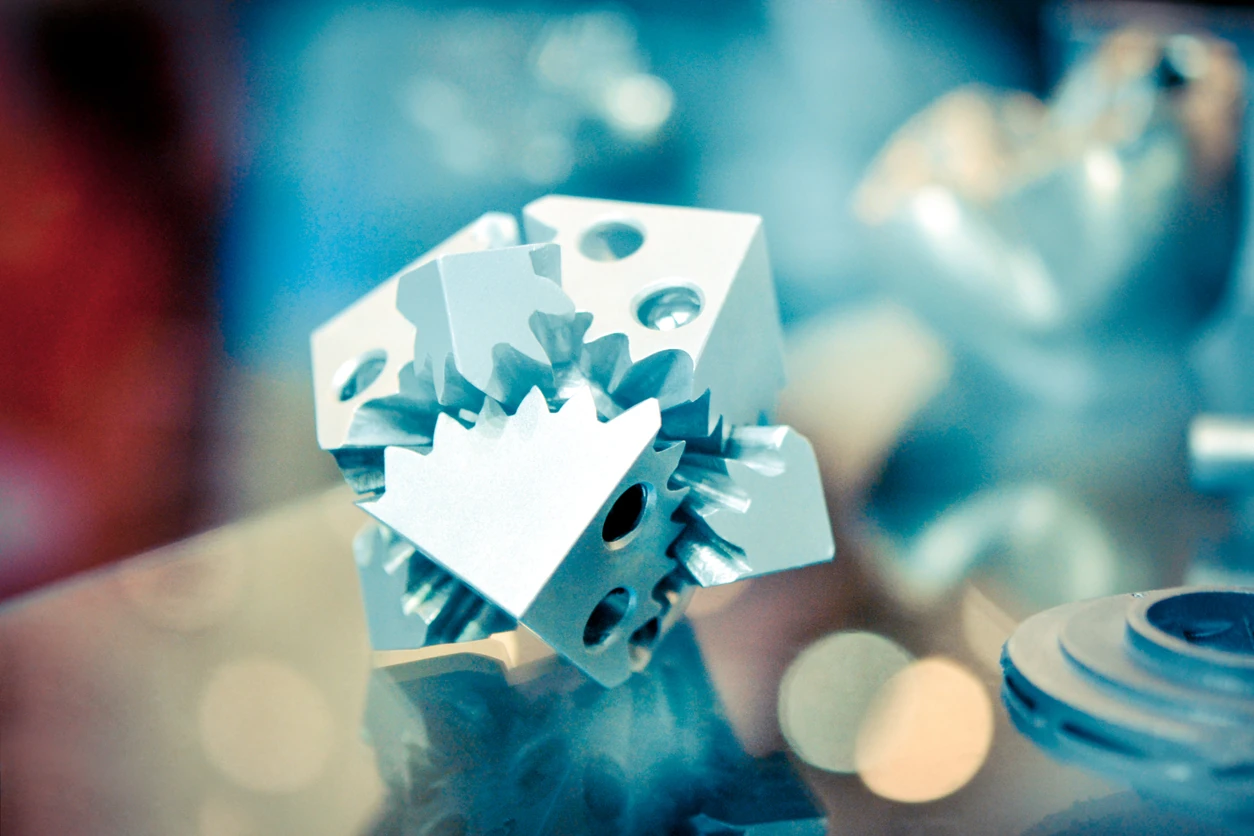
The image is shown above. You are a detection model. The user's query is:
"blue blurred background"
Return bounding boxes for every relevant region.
[4,0,1254,619]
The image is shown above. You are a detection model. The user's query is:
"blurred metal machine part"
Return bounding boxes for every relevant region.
[310,196,833,687]
[363,624,825,836]
[856,28,1242,345]
[854,27,1246,612]
[1191,261,1254,587]
[1191,416,1254,494]
[1001,587,1254,829]
[1189,415,1254,586]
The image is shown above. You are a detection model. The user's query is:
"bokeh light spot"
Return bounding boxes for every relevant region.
[778,631,913,773]
[199,658,334,793]
[855,657,994,803]
[199,797,259,836]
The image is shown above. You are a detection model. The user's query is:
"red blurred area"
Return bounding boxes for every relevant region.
[0,1,230,601]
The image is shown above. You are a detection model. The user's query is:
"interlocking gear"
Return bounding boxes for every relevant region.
[311,196,835,686]
[361,387,689,686]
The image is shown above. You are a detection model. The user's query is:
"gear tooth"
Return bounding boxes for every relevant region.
[530,309,593,367]
[352,523,387,569]
[478,396,508,425]
[516,386,548,417]
[581,332,633,392]
[660,390,712,440]
[613,349,696,411]
[557,385,597,423]
[657,439,686,470]
[670,523,754,587]
[432,351,453,400]
[432,411,468,447]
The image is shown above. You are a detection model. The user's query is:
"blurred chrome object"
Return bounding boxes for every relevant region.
[1002,587,1254,829]
[311,196,833,686]
[856,29,1242,344]
[854,28,1245,611]
[1191,416,1254,493]
[364,625,825,836]
[1189,416,1254,586]
[399,9,673,185]
[1191,254,1254,585]
[879,484,1120,611]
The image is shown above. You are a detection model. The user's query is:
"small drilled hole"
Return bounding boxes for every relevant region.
[583,588,634,648]
[635,285,702,331]
[602,483,650,543]
[579,220,644,261]
[333,349,387,401]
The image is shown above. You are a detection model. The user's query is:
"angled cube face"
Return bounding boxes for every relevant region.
[396,242,572,408]
[520,443,687,688]
[310,213,521,456]
[523,196,787,430]
[359,391,685,687]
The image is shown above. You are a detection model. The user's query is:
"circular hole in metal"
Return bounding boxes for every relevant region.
[1146,590,1254,656]
[332,349,387,401]
[583,588,634,648]
[579,220,644,261]
[635,285,703,331]
[602,483,650,543]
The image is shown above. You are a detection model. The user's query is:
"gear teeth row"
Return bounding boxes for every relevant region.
[355,523,515,652]
[316,198,836,684]
[360,387,689,687]
[332,303,703,498]
[404,555,516,646]
[665,421,834,587]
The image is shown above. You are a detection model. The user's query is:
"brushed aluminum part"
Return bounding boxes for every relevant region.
[311,196,835,684]
[311,212,520,454]
[360,387,688,687]
[353,522,515,652]
[522,195,786,432]
[671,424,834,587]
[399,242,572,407]
[1001,587,1254,828]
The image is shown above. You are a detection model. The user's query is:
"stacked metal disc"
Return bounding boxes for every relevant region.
[1002,586,1254,829]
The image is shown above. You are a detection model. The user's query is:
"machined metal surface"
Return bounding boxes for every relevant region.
[853,27,1245,612]
[1190,415,1254,494]
[1001,587,1254,828]
[1189,414,1254,585]
[310,196,834,686]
